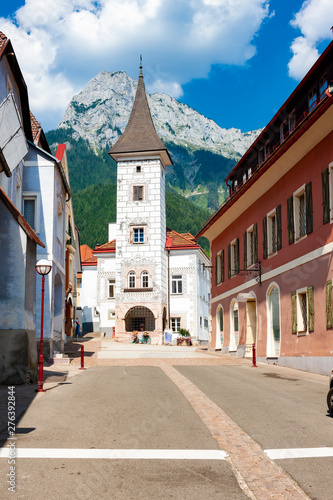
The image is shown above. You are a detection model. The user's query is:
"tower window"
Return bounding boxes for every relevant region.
[136,165,141,173]
[132,185,145,201]
[131,226,145,244]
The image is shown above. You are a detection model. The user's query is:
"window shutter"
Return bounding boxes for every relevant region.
[322,169,330,224]
[228,244,231,279]
[307,286,314,332]
[262,216,267,259]
[326,280,333,329]
[291,291,297,334]
[276,205,282,250]
[243,231,247,269]
[287,196,294,244]
[221,250,224,283]
[253,223,258,263]
[130,228,133,244]
[305,182,313,234]
[215,255,218,285]
[235,238,239,274]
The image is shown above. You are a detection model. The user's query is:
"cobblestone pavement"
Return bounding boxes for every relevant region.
[31,338,312,499]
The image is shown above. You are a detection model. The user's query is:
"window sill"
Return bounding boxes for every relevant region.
[268,251,278,259]
[124,288,153,292]
[295,234,307,244]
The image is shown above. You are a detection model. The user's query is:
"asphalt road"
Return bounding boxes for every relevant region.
[177,363,333,500]
[0,360,331,499]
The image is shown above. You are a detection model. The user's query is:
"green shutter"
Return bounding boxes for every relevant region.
[305,182,313,234]
[243,231,247,269]
[326,280,333,329]
[262,216,267,259]
[228,244,231,279]
[221,250,224,283]
[291,291,297,334]
[215,255,218,285]
[307,286,314,332]
[253,223,258,263]
[276,205,282,250]
[287,196,295,244]
[322,169,330,224]
[235,238,239,274]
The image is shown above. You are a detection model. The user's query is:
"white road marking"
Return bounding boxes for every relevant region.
[1,447,333,460]
[265,447,333,460]
[0,448,227,460]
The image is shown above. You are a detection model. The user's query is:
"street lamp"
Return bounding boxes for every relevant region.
[35,259,52,392]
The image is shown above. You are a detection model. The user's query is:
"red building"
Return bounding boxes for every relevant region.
[197,40,333,375]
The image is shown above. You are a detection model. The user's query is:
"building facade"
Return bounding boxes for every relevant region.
[197,40,333,375]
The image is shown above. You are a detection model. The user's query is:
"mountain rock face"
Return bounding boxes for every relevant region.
[59,71,260,160]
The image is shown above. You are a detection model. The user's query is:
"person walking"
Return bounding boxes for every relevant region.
[76,318,81,338]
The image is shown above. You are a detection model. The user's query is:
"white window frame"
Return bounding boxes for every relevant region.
[141,271,149,288]
[319,74,327,99]
[308,86,317,112]
[131,226,146,244]
[267,208,277,256]
[171,317,181,332]
[288,110,296,133]
[108,279,115,298]
[246,225,255,268]
[128,271,136,289]
[22,191,40,233]
[293,185,306,241]
[230,238,238,276]
[216,251,223,284]
[171,275,183,294]
[296,287,308,335]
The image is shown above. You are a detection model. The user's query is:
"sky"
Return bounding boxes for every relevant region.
[0,0,332,133]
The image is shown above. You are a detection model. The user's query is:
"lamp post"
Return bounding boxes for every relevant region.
[35,259,52,392]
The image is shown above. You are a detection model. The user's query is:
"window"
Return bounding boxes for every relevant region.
[319,74,327,99]
[171,317,181,332]
[326,280,333,329]
[287,184,313,244]
[204,318,208,329]
[128,271,136,288]
[308,87,317,112]
[200,316,202,327]
[131,226,145,244]
[258,148,264,166]
[233,308,239,332]
[291,286,314,335]
[132,185,145,201]
[108,279,115,298]
[171,275,182,294]
[280,120,288,144]
[215,250,224,285]
[322,162,333,224]
[136,165,141,173]
[141,271,149,288]
[228,238,239,277]
[244,225,257,268]
[264,141,271,161]
[23,192,40,232]
[288,111,296,133]
[266,206,281,256]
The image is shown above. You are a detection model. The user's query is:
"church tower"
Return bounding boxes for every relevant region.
[109,61,173,343]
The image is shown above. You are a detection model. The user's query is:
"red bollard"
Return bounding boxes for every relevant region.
[112,326,115,339]
[252,343,258,368]
[79,345,86,370]
[38,354,46,392]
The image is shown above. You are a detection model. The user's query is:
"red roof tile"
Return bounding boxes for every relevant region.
[94,240,116,253]
[80,244,94,262]
[165,228,200,249]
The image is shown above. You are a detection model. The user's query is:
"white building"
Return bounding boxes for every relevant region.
[80,64,211,343]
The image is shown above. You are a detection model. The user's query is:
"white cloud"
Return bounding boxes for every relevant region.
[288,0,332,80]
[0,0,271,129]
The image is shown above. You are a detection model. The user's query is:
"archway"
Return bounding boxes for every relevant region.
[125,306,155,332]
[53,274,63,346]
[246,298,257,357]
[229,300,239,352]
[215,305,223,349]
[267,284,281,357]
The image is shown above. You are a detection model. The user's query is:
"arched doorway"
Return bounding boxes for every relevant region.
[65,295,73,337]
[229,300,239,352]
[215,305,223,350]
[267,284,281,357]
[125,306,155,332]
[53,274,63,347]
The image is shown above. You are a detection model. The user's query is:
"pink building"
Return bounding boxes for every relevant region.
[197,40,333,374]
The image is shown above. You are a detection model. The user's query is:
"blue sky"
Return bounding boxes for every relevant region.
[0,0,332,133]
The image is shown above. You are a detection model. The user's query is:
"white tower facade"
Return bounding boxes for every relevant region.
[109,65,172,342]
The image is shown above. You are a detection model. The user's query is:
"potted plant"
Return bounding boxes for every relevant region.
[176,328,192,346]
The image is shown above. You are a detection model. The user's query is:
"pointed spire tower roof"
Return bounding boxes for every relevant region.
[109,58,172,166]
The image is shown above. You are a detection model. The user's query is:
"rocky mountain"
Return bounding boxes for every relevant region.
[59,71,259,160]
